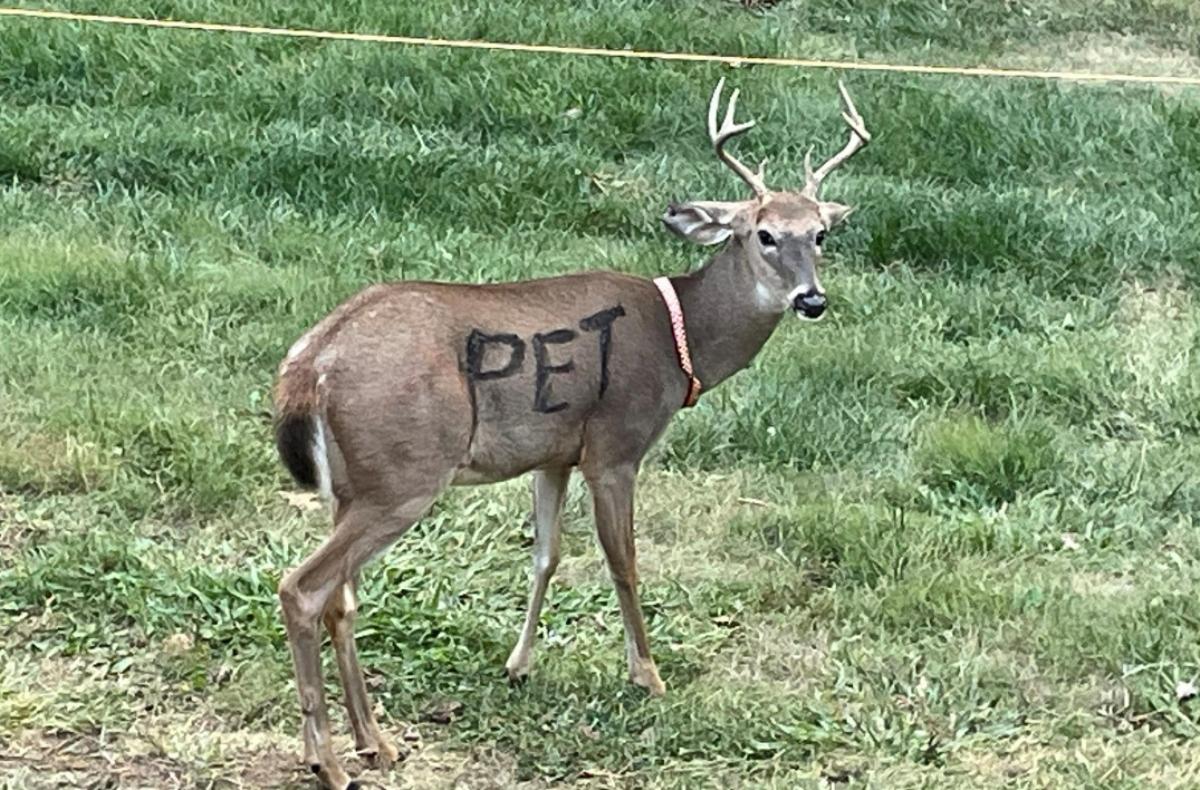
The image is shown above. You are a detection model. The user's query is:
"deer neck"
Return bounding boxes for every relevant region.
[670,241,783,391]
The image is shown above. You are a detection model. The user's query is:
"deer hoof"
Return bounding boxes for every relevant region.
[360,739,404,771]
[641,677,667,697]
[504,651,533,683]
[307,761,355,790]
[629,661,667,697]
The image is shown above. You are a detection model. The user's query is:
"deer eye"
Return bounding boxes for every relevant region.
[815,230,827,246]
[757,230,776,247]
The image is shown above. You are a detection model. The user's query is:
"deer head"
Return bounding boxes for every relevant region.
[662,78,871,320]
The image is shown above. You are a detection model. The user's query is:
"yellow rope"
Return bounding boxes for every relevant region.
[2,6,1199,87]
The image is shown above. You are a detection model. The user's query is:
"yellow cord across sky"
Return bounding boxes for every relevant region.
[2,6,1199,87]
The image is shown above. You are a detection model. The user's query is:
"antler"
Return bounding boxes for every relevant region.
[801,80,871,200]
[707,78,768,199]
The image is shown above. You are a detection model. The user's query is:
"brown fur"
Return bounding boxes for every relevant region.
[275,273,683,491]
[275,285,396,419]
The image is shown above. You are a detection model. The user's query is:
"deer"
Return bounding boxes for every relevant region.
[272,77,871,789]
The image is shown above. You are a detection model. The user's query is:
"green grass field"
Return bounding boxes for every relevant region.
[3,1,1200,787]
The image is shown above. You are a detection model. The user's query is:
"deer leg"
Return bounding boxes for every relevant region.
[505,466,570,681]
[279,494,434,790]
[322,579,400,770]
[585,465,666,696]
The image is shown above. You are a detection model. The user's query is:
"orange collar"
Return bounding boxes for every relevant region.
[652,276,702,408]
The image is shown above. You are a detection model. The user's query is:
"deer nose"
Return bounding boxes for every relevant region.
[793,289,827,320]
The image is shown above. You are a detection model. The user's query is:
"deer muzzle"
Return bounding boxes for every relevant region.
[791,288,827,321]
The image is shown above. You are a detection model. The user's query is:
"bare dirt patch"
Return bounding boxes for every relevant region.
[0,727,542,789]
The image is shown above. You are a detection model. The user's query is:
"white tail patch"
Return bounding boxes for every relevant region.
[286,332,311,361]
[312,415,336,513]
[279,332,312,376]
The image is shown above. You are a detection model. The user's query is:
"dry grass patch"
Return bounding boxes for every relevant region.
[1069,569,1135,598]
[999,33,1200,80]
[702,619,832,692]
[1120,279,1194,405]
[954,729,1200,788]
[0,430,116,496]
[556,469,798,587]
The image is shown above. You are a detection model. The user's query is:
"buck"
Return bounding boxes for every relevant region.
[273,78,871,789]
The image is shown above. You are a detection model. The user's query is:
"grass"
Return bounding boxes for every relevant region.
[2,0,1200,787]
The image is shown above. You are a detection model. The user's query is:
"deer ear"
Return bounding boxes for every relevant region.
[661,201,748,246]
[819,201,855,228]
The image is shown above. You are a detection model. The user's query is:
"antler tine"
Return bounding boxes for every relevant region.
[802,80,872,199]
[707,78,768,198]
